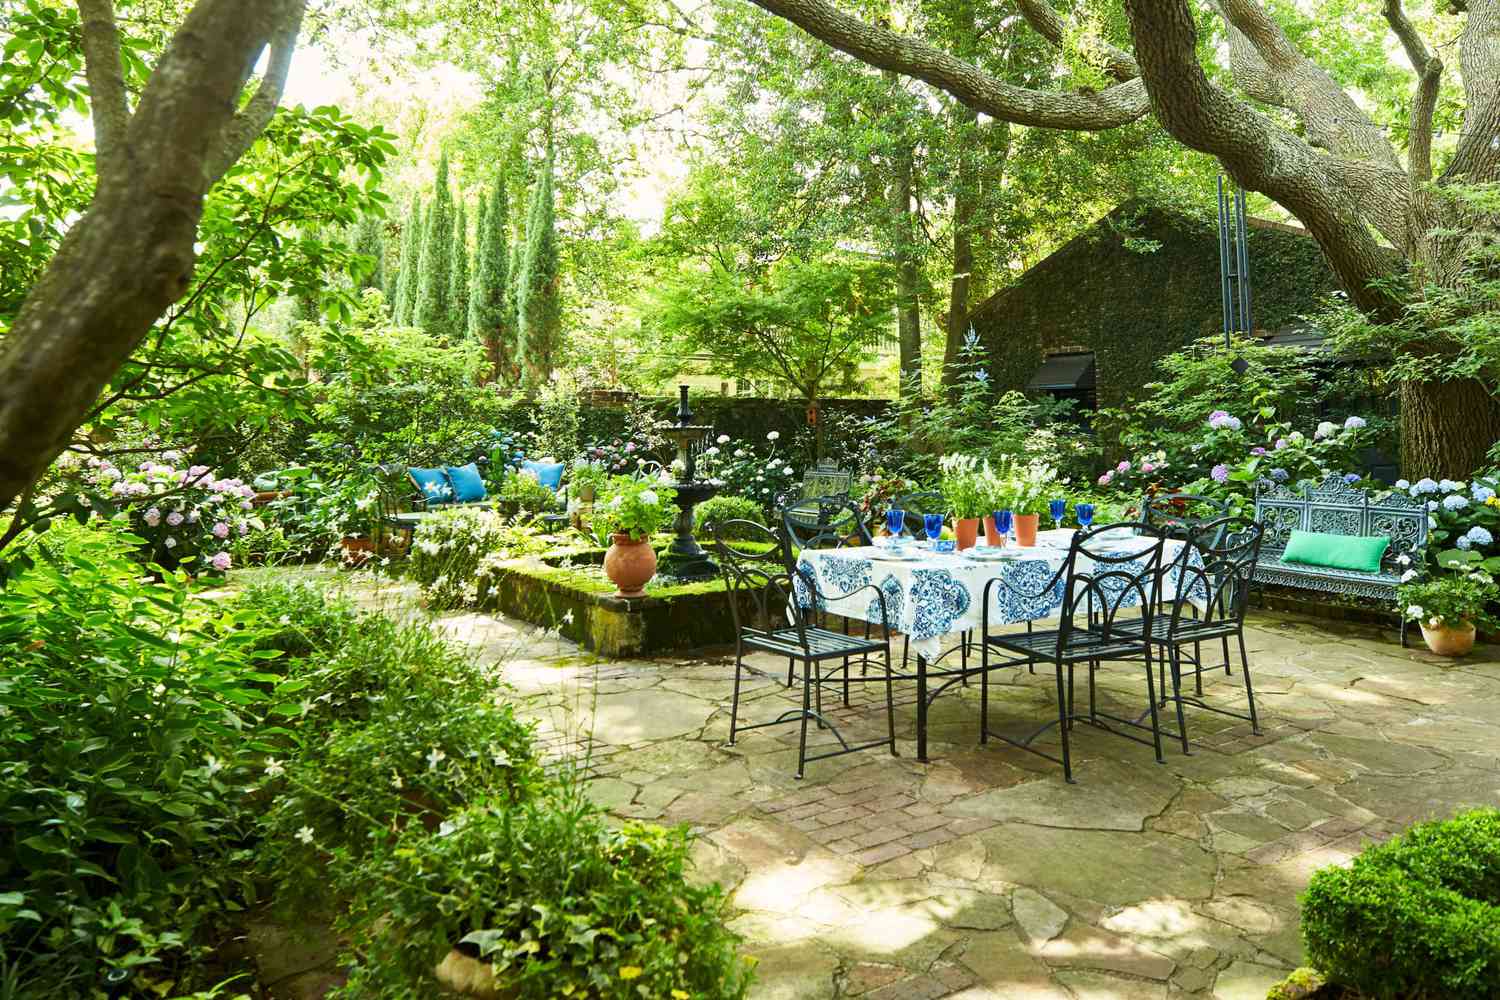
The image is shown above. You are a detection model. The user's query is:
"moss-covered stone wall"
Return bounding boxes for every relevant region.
[968,201,1341,411]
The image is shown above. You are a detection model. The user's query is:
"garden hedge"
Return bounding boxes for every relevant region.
[1300,808,1500,999]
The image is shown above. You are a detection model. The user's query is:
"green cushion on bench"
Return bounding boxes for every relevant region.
[1282,530,1389,573]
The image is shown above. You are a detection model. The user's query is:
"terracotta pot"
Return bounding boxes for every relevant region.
[955,517,981,551]
[340,536,374,567]
[1421,620,1475,657]
[603,533,657,597]
[1014,514,1040,547]
[983,515,1007,547]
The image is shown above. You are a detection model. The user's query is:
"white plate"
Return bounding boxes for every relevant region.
[961,547,1024,561]
[870,547,926,562]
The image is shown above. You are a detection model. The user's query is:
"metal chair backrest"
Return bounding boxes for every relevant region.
[1168,517,1264,636]
[1141,493,1230,546]
[893,491,946,539]
[713,520,808,650]
[800,458,852,501]
[1055,522,1168,655]
[782,496,873,552]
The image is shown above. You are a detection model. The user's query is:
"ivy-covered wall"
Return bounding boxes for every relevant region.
[968,201,1341,411]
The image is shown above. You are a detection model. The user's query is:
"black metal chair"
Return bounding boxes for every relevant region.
[1140,493,1230,546]
[714,520,897,779]
[781,496,873,551]
[892,491,946,539]
[978,524,1180,782]
[1112,517,1266,747]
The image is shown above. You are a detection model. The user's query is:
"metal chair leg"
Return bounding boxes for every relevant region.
[883,644,898,756]
[786,657,794,688]
[729,646,745,745]
[1142,645,1165,764]
[1053,660,1074,783]
[796,658,812,779]
[1221,635,1232,676]
[979,633,990,744]
[1169,645,1191,755]
[1238,631,1262,735]
[842,656,850,705]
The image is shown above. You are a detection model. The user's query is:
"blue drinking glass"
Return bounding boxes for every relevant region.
[1076,503,1095,529]
[1049,498,1067,530]
[993,510,1013,543]
[885,508,905,539]
[923,512,944,544]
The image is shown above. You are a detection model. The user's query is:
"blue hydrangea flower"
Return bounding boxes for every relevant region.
[1343,472,1361,484]
[1395,479,1410,490]
[1343,416,1367,431]
[1466,526,1494,547]
[1473,484,1496,503]
[1412,478,1440,495]
[1211,463,1230,483]
[1270,468,1290,483]
[1443,494,1470,511]
[1439,479,1459,492]
[1457,535,1474,550]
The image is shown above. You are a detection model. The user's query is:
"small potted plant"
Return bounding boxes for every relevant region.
[994,458,1054,547]
[595,477,678,597]
[939,454,988,550]
[1398,571,1499,657]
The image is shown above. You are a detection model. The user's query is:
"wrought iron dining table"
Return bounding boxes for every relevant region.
[794,529,1204,761]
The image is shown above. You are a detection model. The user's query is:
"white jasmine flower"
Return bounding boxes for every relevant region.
[561,610,574,625]
[205,755,223,776]
[296,825,315,845]
[390,771,403,789]
[426,747,446,769]
[264,758,285,779]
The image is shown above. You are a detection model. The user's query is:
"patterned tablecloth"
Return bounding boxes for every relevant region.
[795,529,1202,660]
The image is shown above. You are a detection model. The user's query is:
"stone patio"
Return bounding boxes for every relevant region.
[270,569,1500,999]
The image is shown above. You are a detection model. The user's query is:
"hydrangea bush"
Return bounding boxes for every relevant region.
[410,508,546,609]
[1390,473,1500,573]
[695,431,801,511]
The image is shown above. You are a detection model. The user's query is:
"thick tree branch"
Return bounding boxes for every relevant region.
[1383,0,1442,182]
[76,0,130,171]
[1122,0,1401,317]
[1012,0,1140,82]
[1445,0,1500,182]
[745,0,1149,129]
[204,0,304,184]
[1214,0,1398,170]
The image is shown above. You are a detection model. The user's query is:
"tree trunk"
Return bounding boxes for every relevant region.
[1400,377,1500,479]
[892,144,922,397]
[942,105,978,387]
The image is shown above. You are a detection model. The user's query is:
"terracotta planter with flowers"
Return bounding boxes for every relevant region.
[955,518,981,551]
[983,515,1006,547]
[1421,621,1476,657]
[604,533,658,597]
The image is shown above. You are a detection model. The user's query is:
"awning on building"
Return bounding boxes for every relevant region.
[1258,324,1329,352]
[1027,352,1097,391]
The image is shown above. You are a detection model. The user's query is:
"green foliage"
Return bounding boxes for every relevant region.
[416,152,456,339]
[1398,571,1500,632]
[517,151,562,382]
[694,494,767,540]
[470,173,512,369]
[1300,809,1500,999]
[938,454,992,520]
[393,195,424,325]
[653,254,892,407]
[0,524,285,992]
[595,476,677,540]
[352,213,386,293]
[450,197,470,339]
[333,796,752,1000]
[533,378,581,460]
[497,469,562,515]
[409,507,547,608]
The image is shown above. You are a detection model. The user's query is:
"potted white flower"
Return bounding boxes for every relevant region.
[1398,571,1499,657]
[594,477,678,597]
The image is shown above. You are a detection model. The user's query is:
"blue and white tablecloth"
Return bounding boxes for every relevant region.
[795,529,1203,660]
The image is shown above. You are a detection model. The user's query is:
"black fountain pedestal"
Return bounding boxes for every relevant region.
[656,386,721,581]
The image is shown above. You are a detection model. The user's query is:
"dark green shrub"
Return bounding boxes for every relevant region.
[237,578,360,657]
[332,792,752,1000]
[1301,809,1500,999]
[694,494,768,540]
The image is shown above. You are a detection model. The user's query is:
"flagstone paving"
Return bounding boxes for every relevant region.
[255,569,1500,999]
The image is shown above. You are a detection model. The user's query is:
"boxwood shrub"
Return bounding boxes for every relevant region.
[1300,809,1500,999]
[694,494,769,541]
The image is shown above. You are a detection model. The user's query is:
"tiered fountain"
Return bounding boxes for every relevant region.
[657,385,722,580]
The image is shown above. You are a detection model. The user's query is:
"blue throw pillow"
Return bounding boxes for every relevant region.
[408,466,454,505]
[445,463,487,503]
[522,460,565,492]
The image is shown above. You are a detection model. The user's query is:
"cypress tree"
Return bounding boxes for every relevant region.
[415,151,455,338]
[470,173,513,382]
[468,191,489,342]
[351,213,385,294]
[516,150,560,384]
[393,195,423,324]
[449,197,470,341]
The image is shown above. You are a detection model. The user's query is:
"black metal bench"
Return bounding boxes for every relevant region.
[1252,474,1428,645]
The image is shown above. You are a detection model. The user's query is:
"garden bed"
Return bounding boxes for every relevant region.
[476,547,754,657]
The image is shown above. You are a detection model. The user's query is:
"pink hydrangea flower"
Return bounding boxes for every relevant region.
[1116,461,1131,473]
[143,508,161,527]
[210,551,232,572]
[212,521,230,539]
[1098,472,1113,486]
[1140,462,1155,473]
[166,511,184,527]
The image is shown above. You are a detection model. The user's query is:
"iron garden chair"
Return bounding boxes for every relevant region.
[1140,492,1230,546]
[714,520,897,779]
[978,523,1180,782]
[779,496,876,686]
[1111,516,1266,747]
